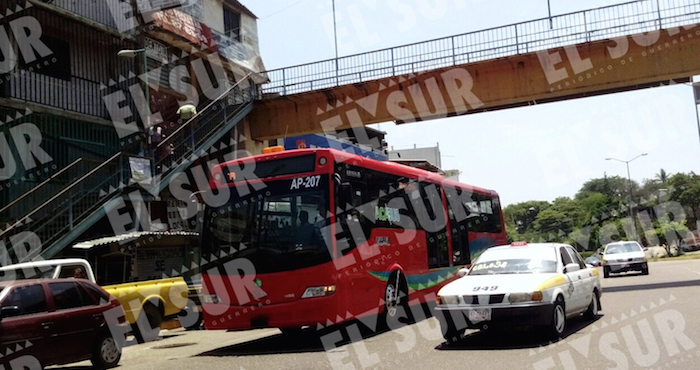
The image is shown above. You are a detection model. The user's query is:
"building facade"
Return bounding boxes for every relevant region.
[0,0,267,272]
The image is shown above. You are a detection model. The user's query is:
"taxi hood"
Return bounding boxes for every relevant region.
[438,273,559,296]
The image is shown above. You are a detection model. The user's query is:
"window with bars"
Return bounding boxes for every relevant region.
[224,8,241,42]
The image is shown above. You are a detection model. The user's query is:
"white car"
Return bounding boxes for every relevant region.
[601,241,649,278]
[435,242,601,342]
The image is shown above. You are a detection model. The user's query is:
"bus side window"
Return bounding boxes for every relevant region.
[417,182,449,269]
[446,192,470,266]
[335,178,366,257]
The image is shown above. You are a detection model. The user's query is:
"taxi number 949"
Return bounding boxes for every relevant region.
[290,175,321,190]
[473,286,499,292]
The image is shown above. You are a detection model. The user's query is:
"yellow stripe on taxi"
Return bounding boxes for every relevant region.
[536,274,566,291]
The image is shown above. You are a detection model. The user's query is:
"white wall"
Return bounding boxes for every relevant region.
[388,146,442,168]
[202,0,224,33]
[240,14,260,52]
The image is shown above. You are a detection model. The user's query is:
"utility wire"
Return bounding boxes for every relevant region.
[260,0,311,20]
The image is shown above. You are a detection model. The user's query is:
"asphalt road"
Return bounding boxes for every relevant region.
[53,258,700,370]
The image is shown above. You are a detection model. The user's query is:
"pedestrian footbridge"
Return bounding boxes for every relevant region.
[248,0,700,140]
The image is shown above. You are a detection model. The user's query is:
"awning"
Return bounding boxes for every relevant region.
[150,9,268,84]
[73,231,199,250]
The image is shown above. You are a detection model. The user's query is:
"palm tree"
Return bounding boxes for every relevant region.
[655,169,669,185]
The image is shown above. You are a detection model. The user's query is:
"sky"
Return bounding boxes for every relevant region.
[242,0,700,206]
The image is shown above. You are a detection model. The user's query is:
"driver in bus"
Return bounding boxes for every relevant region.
[294,210,316,250]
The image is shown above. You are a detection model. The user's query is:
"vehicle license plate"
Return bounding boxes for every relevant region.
[468,308,491,322]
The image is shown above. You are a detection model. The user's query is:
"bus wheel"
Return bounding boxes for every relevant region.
[384,271,408,322]
[280,327,303,336]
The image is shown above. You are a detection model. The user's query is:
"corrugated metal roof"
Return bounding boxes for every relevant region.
[72,231,199,250]
[224,0,258,19]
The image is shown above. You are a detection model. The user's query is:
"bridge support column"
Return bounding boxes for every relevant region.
[237,117,266,156]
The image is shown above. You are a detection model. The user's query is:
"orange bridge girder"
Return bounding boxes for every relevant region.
[248,25,700,141]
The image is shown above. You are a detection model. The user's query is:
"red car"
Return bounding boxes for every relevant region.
[0,279,127,369]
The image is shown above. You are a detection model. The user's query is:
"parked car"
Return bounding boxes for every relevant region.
[0,279,127,369]
[435,242,601,343]
[585,256,602,267]
[0,259,190,343]
[601,241,649,278]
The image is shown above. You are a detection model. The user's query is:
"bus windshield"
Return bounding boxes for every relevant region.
[203,176,331,274]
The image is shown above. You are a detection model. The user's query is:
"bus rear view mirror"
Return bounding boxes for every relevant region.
[338,183,353,204]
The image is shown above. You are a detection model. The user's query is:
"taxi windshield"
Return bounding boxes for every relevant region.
[469,247,557,275]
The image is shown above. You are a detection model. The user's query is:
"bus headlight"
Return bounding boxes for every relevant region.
[301,285,336,298]
[202,294,221,304]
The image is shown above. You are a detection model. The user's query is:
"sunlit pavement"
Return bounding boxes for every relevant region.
[52,259,700,370]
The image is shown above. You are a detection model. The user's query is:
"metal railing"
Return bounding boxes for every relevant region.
[263,0,700,96]
[43,0,182,32]
[0,158,84,221]
[0,153,127,248]
[154,74,259,179]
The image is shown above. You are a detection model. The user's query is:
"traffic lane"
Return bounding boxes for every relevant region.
[434,260,700,368]
[49,259,700,370]
[46,328,280,370]
[523,258,700,370]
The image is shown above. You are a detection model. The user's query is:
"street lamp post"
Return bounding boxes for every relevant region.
[332,0,339,85]
[606,153,648,223]
[117,49,150,128]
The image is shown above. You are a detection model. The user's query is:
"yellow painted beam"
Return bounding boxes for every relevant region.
[248,25,700,141]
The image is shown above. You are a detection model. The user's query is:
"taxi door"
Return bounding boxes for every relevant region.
[559,247,587,312]
[567,247,595,306]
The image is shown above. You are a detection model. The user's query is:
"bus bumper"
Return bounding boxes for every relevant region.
[202,295,339,330]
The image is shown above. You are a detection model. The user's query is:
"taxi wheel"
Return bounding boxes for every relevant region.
[641,266,649,275]
[584,291,599,320]
[549,297,566,338]
[91,331,122,369]
[603,266,610,278]
[442,327,463,343]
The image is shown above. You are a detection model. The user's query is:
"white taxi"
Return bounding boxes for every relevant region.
[601,241,649,277]
[435,242,601,342]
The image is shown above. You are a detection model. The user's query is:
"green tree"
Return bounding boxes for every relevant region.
[576,176,638,206]
[655,168,670,185]
[534,208,571,235]
[668,172,700,227]
[503,201,550,234]
[577,192,610,226]
[638,178,667,206]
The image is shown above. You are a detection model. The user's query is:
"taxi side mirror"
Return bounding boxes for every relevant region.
[457,268,469,278]
[563,263,580,274]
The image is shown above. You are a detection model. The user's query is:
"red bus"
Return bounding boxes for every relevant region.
[199,148,507,331]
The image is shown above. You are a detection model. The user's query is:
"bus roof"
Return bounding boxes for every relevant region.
[214,148,499,197]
